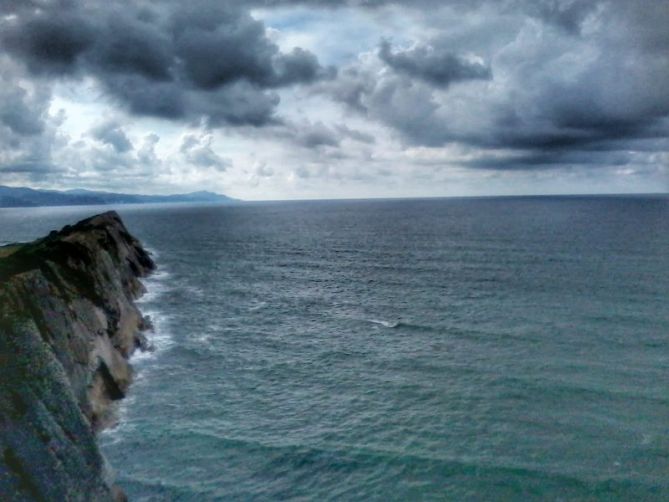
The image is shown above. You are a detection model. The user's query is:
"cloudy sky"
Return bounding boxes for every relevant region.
[0,0,667,199]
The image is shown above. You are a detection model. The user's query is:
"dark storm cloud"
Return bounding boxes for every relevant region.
[266,120,375,150]
[273,48,334,87]
[90,121,133,153]
[460,149,634,170]
[0,161,58,174]
[257,0,487,8]
[1,0,667,180]
[170,4,332,90]
[89,14,173,81]
[101,75,186,120]
[317,0,669,170]
[1,12,94,75]
[525,0,600,34]
[320,67,375,113]
[0,61,59,185]
[171,4,279,89]
[297,123,341,148]
[0,92,45,137]
[0,0,332,127]
[179,133,230,171]
[191,83,281,127]
[378,40,491,88]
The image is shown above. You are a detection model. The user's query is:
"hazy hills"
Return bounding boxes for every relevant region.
[0,185,237,208]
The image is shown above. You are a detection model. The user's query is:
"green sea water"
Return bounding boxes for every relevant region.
[2,195,668,500]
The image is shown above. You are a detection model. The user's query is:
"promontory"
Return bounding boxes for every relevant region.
[0,211,155,501]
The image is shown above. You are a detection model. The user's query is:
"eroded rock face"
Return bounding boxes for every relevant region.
[0,211,155,501]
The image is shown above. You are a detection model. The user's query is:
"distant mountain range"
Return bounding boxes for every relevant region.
[0,186,237,208]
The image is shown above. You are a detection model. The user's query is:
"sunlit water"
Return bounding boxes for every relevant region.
[2,196,668,501]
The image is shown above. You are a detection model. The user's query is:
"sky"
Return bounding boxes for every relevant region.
[0,0,667,200]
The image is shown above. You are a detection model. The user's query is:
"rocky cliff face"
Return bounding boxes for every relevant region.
[0,211,155,501]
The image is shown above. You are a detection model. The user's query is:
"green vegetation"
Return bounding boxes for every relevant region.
[0,244,23,259]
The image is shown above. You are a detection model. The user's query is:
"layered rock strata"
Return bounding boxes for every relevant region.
[0,211,155,501]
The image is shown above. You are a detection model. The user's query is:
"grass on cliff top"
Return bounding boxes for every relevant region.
[0,244,23,259]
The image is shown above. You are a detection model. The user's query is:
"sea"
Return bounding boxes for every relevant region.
[1,195,668,501]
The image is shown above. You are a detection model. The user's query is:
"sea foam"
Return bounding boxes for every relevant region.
[367,318,401,328]
[133,268,175,362]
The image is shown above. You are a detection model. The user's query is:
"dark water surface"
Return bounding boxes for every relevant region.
[1,196,668,501]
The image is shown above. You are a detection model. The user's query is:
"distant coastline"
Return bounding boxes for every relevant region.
[0,185,237,208]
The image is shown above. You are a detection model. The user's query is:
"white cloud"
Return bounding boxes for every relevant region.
[1,0,667,198]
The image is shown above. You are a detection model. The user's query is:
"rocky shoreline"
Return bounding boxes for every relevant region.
[0,211,155,501]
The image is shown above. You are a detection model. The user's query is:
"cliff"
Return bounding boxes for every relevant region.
[0,211,155,501]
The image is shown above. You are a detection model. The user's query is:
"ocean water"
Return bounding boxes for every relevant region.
[1,196,668,501]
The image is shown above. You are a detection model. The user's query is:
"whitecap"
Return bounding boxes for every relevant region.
[132,310,175,362]
[137,270,172,304]
[368,318,401,328]
[145,246,161,259]
[249,300,268,311]
[132,265,175,362]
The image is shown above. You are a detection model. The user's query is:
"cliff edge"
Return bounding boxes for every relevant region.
[0,211,155,501]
